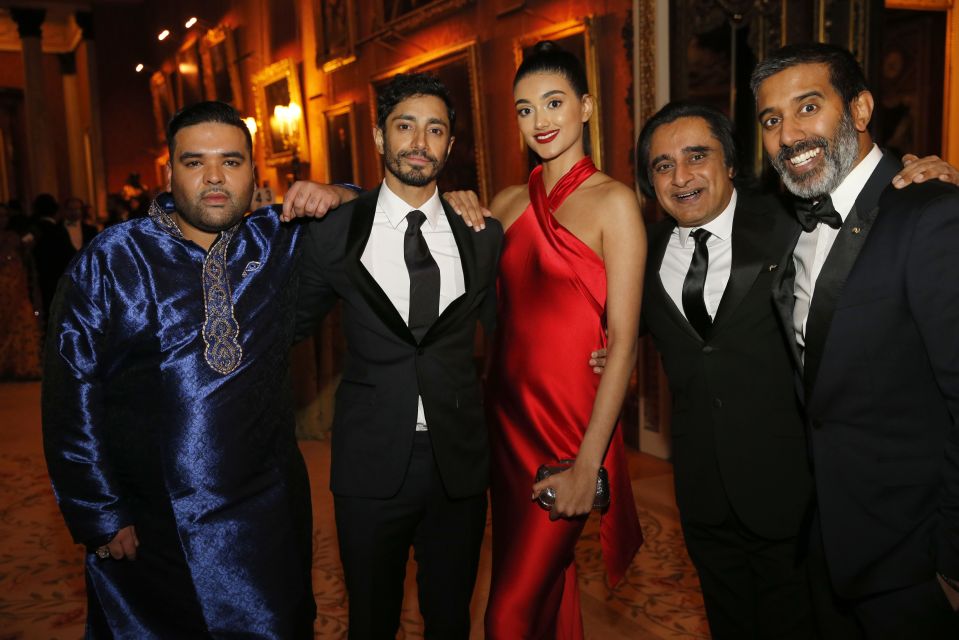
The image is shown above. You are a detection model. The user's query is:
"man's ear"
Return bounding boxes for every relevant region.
[164,163,172,192]
[373,126,385,155]
[850,90,874,133]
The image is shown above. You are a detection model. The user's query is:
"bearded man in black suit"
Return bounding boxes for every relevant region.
[752,42,959,638]
[294,73,502,638]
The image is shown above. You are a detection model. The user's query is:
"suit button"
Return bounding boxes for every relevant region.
[713,398,722,408]
[417,348,424,356]
[702,345,714,354]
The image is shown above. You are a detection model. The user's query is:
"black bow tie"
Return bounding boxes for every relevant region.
[794,196,843,233]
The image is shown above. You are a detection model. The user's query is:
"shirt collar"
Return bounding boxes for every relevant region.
[377,180,444,230]
[676,189,737,247]
[829,143,882,220]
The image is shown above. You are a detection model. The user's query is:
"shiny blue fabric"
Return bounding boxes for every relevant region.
[42,195,315,639]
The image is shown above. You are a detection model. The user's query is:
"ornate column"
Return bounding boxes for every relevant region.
[75,11,107,217]
[59,52,88,202]
[11,8,59,200]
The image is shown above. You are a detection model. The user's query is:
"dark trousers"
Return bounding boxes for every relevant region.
[334,431,488,639]
[681,507,814,640]
[809,513,959,639]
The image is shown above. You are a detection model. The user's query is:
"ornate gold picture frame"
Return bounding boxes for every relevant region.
[150,70,176,144]
[369,42,489,202]
[513,18,603,170]
[251,58,307,167]
[323,102,359,184]
[315,0,356,72]
[199,25,243,110]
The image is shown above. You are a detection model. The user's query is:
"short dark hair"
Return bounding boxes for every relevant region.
[376,73,455,132]
[32,193,59,219]
[514,40,589,97]
[167,101,253,158]
[749,42,869,105]
[635,101,737,198]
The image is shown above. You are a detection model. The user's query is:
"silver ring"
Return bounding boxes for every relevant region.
[95,546,110,560]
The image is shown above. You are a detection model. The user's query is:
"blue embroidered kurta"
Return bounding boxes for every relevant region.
[42,196,315,639]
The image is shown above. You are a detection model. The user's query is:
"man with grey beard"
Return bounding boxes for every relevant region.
[752,43,959,638]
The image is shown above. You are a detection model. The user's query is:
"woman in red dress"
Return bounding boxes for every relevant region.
[464,42,646,638]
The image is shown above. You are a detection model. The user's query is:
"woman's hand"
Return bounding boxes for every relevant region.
[443,190,490,230]
[532,461,599,520]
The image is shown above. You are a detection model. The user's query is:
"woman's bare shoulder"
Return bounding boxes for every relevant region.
[490,184,530,226]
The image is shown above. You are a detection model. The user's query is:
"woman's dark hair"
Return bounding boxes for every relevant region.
[376,72,456,132]
[514,40,589,97]
[167,101,253,158]
[515,41,592,161]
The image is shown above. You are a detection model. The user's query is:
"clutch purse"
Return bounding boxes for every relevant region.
[534,459,610,511]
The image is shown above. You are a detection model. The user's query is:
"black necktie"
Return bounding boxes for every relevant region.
[794,195,843,232]
[682,228,712,338]
[404,210,440,341]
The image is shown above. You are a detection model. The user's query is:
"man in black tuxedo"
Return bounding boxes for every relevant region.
[31,193,75,320]
[752,43,959,638]
[294,73,502,638]
[635,101,815,638]
[61,197,99,252]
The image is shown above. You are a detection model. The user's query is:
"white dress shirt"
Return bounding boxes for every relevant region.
[361,180,465,430]
[660,189,737,325]
[792,144,882,353]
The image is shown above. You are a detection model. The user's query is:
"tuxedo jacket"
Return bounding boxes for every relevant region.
[294,187,503,500]
[644,192,812,540]
[773,152,959,599]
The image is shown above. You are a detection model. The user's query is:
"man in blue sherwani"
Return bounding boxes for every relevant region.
[42,102,315,638]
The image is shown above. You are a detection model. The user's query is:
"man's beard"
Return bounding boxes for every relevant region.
[384,139,447,187]
[171,185,250,233]
[772,110,860,200]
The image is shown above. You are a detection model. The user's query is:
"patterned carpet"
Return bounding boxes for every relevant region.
[0,382,709,639]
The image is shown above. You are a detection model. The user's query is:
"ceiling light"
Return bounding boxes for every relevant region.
[158,29,170,41]
[185,17,197,29]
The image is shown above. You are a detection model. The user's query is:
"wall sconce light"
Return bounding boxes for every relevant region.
[243,117,258,138]
[270,102,303,185]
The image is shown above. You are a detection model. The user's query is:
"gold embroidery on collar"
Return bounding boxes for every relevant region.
[202,227,242,374]
[148,197,243,375]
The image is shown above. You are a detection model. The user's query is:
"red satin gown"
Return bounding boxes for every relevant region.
[484,157,643,639]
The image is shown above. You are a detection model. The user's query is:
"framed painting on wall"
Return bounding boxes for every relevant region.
[315,0,356,72]
[150,70,176,143]
[369,42,489,202]
[514,18,603,170]
[175,39,205,108]
[199,25,243,110]
[324,102,359,184]
[252,58,307,166]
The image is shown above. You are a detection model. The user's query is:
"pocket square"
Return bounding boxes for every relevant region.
[767,264,778,272]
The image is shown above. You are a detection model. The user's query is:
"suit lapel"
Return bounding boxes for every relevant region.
[803,152,899,395]
[646,220,702,342]
[711,202,767,331]
[422,200,476,342]
[344,187,417,345]
[771,225,805,375]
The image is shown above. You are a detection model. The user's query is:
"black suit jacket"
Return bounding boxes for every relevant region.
[294,187,503,499]
[773,152,959,598]
[644,192,812,540]
[33,217,76,316]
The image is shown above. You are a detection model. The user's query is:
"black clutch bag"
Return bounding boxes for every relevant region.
[534,459,610,511]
